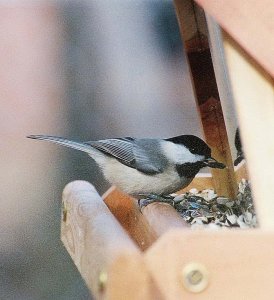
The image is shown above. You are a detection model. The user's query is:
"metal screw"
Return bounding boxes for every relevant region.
[98,271,108,292]
[181,262,209,293]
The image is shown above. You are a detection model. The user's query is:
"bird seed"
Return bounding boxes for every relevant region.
[173,179,256,229]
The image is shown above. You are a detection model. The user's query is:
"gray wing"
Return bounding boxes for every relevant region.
[86,138,164,174]
[86,138,135,166]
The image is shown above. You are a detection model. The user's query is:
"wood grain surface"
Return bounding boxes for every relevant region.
[145,229,274,299]
[195,0,274,78]
[103,187,157,251]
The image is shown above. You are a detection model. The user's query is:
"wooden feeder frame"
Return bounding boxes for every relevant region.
[61,1,274,299]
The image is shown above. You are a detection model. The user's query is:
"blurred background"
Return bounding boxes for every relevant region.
[1,1,204,298]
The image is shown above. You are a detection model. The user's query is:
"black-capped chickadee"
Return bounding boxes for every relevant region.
[234,128,244,166]
[27,134,225,198]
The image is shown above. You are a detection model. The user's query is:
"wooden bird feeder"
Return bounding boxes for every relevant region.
[61,1,274,299]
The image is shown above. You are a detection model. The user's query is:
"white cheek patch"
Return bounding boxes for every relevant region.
[161,141,205,164]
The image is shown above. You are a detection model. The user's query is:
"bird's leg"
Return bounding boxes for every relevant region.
[138,194,175,209]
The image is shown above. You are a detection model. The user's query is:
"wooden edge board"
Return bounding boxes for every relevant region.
[145,228,274,299]
[61,180,148,298]
[173,0,238,199]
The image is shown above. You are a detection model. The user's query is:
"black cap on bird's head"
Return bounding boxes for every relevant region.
[166,135,226,169]
[166,135,211,156]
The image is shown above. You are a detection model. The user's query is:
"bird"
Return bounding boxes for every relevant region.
[27,134,226,202]
[234,128,244,166]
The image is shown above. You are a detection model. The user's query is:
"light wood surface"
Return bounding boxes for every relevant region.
[106,253,160,300]
[145,229,274,299]
[195,0,274,78]
[223,33,274,229]
[61,181,147,298]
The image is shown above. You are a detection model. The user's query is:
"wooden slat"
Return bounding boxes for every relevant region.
[222,33,274,229]
[145,229,274,299]
[61,181,151,298]
[103,187,157,250]
[195,0,274,78]
[172,0,208,43]
[205,16,250,184]
[199,98,237,197]
[173,0,237,199]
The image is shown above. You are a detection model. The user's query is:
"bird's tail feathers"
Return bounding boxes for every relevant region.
[27,135,93,154]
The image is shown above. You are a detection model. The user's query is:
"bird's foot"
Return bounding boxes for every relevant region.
[138,194,175,209]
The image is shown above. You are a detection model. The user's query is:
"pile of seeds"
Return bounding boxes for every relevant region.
[172,179,257,229]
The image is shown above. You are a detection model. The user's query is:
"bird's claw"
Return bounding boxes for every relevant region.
[138,194,175,209]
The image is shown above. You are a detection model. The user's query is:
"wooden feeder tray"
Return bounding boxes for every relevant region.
[60,0,274,299]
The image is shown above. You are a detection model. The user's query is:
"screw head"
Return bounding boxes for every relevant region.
[181,262,209,293]
[98,271,108,292]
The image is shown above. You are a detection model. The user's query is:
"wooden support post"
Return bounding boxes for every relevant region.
[173,0,237,198]
[222,34,274,229]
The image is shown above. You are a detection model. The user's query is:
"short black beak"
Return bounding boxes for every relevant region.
[204,157,226,169]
